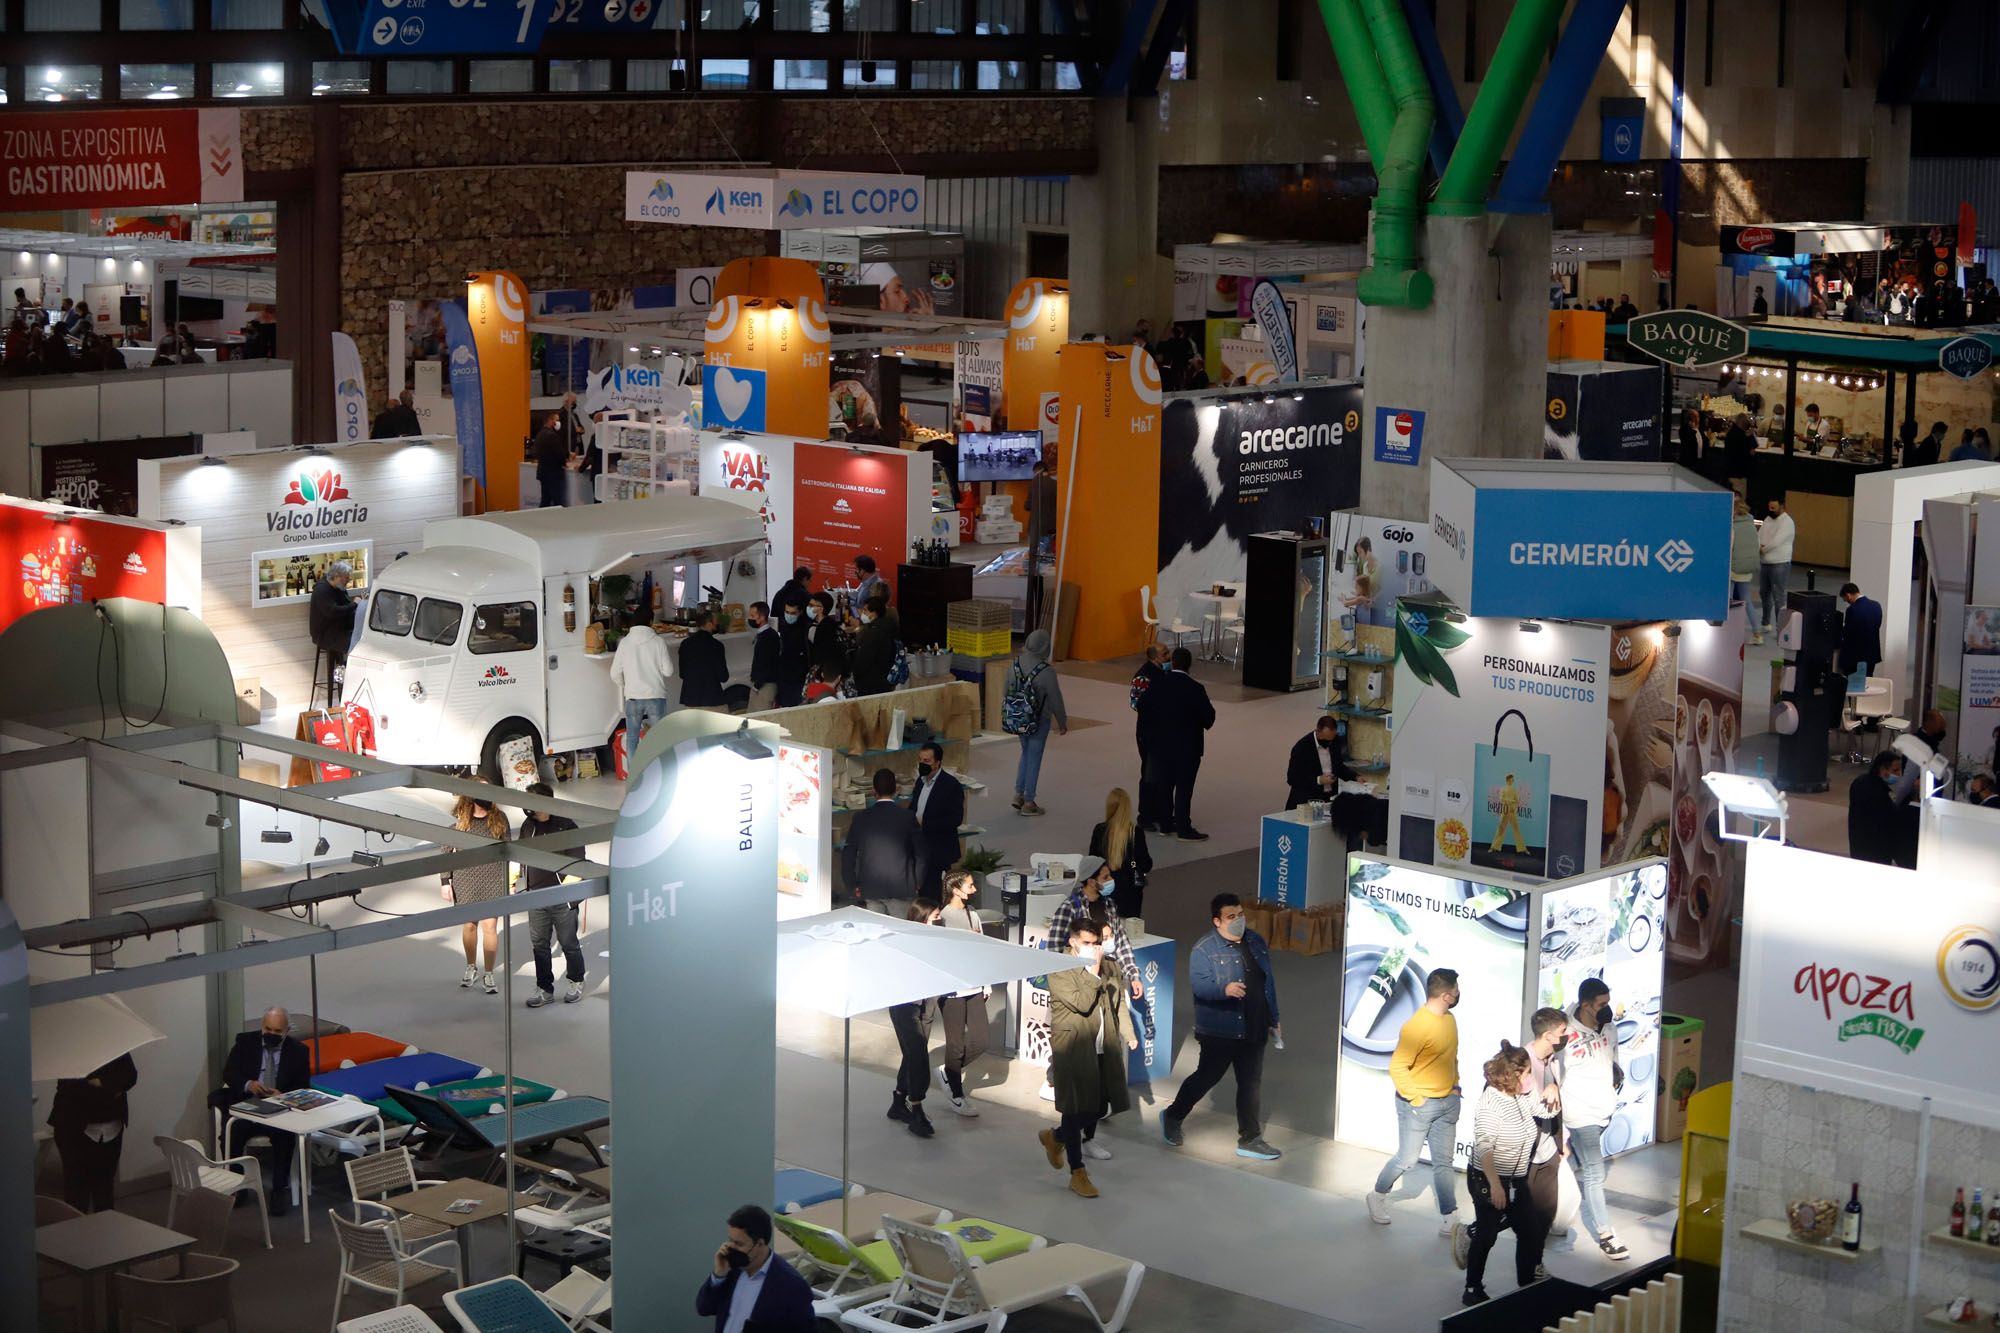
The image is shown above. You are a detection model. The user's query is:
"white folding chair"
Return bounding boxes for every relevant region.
[156,1135,271,1250]
[541,1269,612,1333]
[1138,587,1199,652]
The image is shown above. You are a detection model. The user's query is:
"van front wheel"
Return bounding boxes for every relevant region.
[482,720,544,787]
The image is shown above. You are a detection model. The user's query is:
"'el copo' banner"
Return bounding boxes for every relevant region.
[610,712,780,1327]
[1002,279,1069,433]
[331,332,368,444]
[1389,606,1609,882]
[1155,383,1364,620]
[1739,841,2000,1124]
[467,271,530,510]
[0,108,242,210]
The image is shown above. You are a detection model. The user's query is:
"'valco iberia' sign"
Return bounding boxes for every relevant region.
[1622,310,1750,370]
[1939,336,1995,381]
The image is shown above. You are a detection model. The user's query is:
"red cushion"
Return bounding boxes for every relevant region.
[304,1031,409,1075]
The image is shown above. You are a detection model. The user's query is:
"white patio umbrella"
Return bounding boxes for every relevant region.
[777,907,1091,1229]
[30,994,169,1082]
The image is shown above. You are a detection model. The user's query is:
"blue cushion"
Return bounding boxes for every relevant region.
[311,1052,482,1102]
[773,1166,845,1212]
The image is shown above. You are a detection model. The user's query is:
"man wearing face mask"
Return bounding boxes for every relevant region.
[1161,893,1282,1161]
[1560,978,1629,1260]
[807,590,848,683]
[1039,915,1139,1198]
[911,740,964,898]
[696,1203,815,1332]
[850,594,897,695]
[1286,714,1357,809]
[1366,968,1463,1231]
[746,601,779,711]
[774,591,810,707]
[210,1006,311,1214]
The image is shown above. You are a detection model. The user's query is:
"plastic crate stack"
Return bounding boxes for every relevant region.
[947,597,1012,660]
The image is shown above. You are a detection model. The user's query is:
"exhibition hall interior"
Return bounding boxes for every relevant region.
[7,1,2000,1330]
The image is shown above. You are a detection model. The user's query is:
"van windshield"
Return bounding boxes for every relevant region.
[413,597,463,646]
[368,589,417,636]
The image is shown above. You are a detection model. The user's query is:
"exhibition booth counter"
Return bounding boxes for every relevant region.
[1337,855,1669,1167]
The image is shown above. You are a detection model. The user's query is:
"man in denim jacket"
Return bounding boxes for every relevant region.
[1159,892,1283,1160]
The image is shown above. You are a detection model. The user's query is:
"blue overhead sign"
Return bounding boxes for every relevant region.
[545,0,661,31]
[329,0,554,55]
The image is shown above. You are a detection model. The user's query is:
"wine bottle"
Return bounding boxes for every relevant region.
[1972,1188,1987,1243]
[1841,1181,1862,1252]
[1344,941,1409,1039]
[1951,1187,1966,1238]
[1988,1193,2000,1247]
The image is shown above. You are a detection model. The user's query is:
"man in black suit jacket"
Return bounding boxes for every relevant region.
[1130,645,1170,830]
[842,768,924,907]
[746,601,780,711]
[209,1006,311,1213]
[910,740,965,898]
[696,1204,816,1332]
[678,609,731,708]
[49,1052,139,1212]
[1286,715,1357,808]
[1139,647,1217,841]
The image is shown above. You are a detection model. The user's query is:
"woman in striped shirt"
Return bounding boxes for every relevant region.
[1462,1042,1561,1306]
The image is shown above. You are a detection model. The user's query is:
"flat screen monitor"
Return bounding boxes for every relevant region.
[957,431,1043,483]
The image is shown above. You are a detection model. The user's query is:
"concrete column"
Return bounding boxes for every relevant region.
[1864,102,1912,222]
[1066,98,1167,339]
[1358,210,1552,521]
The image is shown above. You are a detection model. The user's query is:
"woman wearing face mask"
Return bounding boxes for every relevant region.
[887,899,943,1139]
[933,873,989,1116]
[1461,1043,1560,1306]
[775,593,810,707]
[442,786,511,993]
[1039,913,1138,1199]
[850,594,898,696]
[1087,787,1152,920]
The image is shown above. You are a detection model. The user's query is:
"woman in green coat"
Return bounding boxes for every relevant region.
[1036,916,1138,1198]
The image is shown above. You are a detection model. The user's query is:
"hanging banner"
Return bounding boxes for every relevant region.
[1388,609,1610,883]
[792,441,910,601]
[1155,385,1364,620]
[953,337,1005,433]
[1248,279,1299,383]
[331,332,369,444]
[437,299,486,490]
[1001,279,1069,433]
[387,300,406,403]
[702,294,830,438]
[467,271,530,510]
[0,108,242,210]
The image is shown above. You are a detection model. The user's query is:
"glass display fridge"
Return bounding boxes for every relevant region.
[1243,530,1327,692]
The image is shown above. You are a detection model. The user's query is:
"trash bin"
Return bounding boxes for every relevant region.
[1657,1013,1705,1143]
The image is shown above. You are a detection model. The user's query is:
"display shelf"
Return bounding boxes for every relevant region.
[1324,649,1393,664]
[1926,1227,2000,1259]
[1739,1219,1878,1259]
[1330,704,1392,721]
[1350,762,1390,775]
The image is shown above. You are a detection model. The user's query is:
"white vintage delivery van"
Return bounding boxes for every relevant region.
[343,497,764,776]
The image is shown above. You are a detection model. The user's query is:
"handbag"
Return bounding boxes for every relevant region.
[1470,708,1552,877]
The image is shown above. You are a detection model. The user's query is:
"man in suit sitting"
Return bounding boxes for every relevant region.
[696,1203,815,1332]
[1286,714,1357,809]
[841,768,924,910]
[910,740,964,899]
[208,1006,311,1214]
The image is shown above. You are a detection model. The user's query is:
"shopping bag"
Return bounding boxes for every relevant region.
[1469,707,1551,877]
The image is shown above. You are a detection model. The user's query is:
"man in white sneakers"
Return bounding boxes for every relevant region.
[1561,979,1630,1260]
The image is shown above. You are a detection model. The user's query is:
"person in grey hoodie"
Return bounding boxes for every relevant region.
[1012,629,1067,816]
[1729,493,1760,639]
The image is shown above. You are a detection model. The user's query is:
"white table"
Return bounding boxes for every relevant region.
[1182,589,1241,661]
[229,1094,385,1243]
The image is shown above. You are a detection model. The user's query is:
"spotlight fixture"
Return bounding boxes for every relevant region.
[312,836,331,856]
[722,720,774,761]
[205,812,232,830]
[351,850,384,868]
[1519,620,1543,633]
[260,829,293,844]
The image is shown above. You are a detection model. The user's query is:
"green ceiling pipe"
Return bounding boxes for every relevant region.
[1353,0,1435,306]
[1433,0,1569,216]
[1318,0,1393,166]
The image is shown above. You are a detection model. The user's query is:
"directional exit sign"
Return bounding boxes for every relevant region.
[325,0,554,55]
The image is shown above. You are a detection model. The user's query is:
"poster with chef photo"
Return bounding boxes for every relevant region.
[1389,601,1609,883]
[1336,858,1529,1168]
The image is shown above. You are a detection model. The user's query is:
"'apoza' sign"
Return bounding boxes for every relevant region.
[1939,336,1994,381]
[1623,310,1749,369]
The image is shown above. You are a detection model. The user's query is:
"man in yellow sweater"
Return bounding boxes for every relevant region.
[1365,968,1462,1234]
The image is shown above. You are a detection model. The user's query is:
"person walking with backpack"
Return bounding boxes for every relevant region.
[1006,629,1067,816]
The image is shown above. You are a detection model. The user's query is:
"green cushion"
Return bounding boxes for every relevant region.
[368,1075,557,1126]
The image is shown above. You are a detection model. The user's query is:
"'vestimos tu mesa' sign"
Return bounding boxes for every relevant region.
[1622,310,1750,369]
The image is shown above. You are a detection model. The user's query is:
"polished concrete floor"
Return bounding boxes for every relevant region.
[103,653,1725,1332]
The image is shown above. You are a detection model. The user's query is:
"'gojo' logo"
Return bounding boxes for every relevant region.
[1794,961,1925,1053]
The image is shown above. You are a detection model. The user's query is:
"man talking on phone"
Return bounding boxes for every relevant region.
[695,1203,815,1332]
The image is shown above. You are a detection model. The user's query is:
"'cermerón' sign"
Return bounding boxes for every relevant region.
[1622,310,1750,370]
